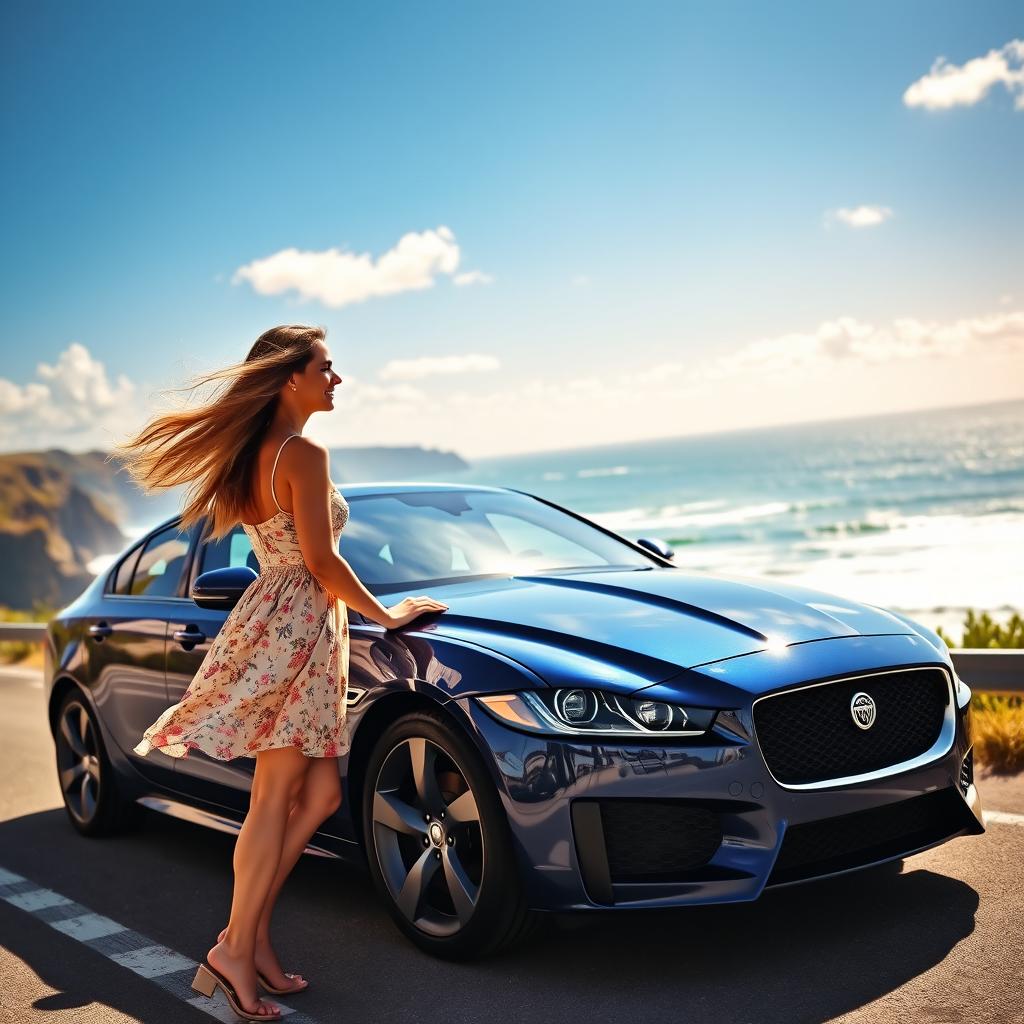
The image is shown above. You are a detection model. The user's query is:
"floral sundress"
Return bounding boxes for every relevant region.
[133,448,351,761]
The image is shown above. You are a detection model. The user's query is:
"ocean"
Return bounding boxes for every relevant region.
[452,397,1024,646]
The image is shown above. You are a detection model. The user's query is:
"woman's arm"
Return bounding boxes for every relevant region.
[278,435,447,628]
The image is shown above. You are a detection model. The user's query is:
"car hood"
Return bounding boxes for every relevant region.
[409,566,919,693]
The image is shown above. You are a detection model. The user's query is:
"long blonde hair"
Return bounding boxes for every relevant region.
[109,324,326,542]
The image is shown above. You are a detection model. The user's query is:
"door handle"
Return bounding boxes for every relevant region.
[88,621,113,640]
[173,626,207,648]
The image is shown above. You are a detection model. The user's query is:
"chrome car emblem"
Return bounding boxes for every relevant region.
[850,692,876,730]
[428,821,445,847]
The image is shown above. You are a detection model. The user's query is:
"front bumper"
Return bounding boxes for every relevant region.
[463,644,985,912]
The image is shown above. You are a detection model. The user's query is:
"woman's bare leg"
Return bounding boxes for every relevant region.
[219,755,342,988]
[207,745,310,1016]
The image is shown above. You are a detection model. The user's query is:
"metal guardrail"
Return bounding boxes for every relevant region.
[950,649,1024,694]
[0,622,48,638]
[2,621,1021,691]
[0,623,47,643]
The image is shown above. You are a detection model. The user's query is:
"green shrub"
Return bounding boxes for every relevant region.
[937,609,1024,649]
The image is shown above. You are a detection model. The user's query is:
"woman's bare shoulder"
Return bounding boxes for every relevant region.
[277,434,330,474]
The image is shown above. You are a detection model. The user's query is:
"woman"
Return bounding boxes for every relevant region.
[115,324,449,1020]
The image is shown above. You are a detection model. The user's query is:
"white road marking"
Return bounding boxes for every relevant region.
[110,943,197,978]
[5,887,73,911]
[51,910,128,941]
[0,863,320,1022]
[983,809,1024,827]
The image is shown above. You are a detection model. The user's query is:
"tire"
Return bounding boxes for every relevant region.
[55,689,139,837]
[362,709,540,959]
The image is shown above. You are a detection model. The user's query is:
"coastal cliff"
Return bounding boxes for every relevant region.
[0,452,126,608]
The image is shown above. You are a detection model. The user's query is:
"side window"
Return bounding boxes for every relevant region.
[130,523,192,598]
[111,545,143,596]
[198,525,257,575]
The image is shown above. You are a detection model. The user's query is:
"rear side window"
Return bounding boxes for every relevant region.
[111,545,142,596]
[130,524,192,598]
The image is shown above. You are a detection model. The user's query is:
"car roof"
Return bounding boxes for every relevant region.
[328,481,515,497]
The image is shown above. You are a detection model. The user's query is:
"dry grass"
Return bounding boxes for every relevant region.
[0,643,45,669]
[972,694,1024,774]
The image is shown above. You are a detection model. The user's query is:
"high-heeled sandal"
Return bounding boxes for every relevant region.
[257,968,309,995]
[191,960,282,1021]
[217,927,308,994]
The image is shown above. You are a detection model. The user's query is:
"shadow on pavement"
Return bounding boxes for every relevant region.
[0,806,981,1024]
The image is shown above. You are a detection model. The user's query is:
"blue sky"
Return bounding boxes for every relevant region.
[1,1,1022,458]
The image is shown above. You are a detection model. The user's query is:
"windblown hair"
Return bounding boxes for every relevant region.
[109,324,326,542]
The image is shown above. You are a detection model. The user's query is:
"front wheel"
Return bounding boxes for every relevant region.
[362,709,538,959]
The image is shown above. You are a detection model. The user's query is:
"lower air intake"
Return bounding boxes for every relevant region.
[767,787,972,886]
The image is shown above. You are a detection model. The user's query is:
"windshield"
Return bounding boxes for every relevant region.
[342,489,657,591]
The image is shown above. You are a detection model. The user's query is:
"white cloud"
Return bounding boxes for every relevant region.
[36,342,136,411]
[232,226,462,308]
[328,375,427,412]
[8,312,1023,461]
[0,379,51,418]
[379,353,501,381]
[453,270,494,287]
[312,307,1024,459]
[695,310,1024,380]
[571,274,591,287]
[999,293,1014,305]
[0,342,138,448]
[903,39,1024,111]
[826,205,894,229]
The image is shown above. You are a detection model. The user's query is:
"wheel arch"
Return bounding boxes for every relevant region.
[48,674,91,739]
[345,685,508,852]
[47,673,143,794]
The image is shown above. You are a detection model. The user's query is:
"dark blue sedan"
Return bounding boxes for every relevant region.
[43,483,985,959]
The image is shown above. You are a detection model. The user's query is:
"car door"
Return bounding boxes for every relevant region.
[165,522,261,812]
[90,520,195,787]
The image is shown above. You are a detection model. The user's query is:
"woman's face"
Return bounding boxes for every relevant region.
[291,340,343,411]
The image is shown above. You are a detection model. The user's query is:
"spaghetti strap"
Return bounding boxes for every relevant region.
[270,434,301,513]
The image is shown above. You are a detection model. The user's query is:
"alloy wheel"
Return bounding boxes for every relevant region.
[57,699,102,826]
[371,736,484,937]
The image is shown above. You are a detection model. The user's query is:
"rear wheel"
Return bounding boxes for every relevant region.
[55,690,139,837]
[362,710,539,959]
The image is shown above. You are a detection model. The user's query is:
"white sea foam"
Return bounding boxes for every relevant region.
[594,500,793,532]
[576,465,631,478]
[667,510,1024,633]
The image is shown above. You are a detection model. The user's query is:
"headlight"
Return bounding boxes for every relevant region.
[954,671,972,710]
[476,688,717,737]
[938,638,972,710]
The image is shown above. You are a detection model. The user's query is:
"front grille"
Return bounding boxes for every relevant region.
[597,799,722,883]
[753,667,950,786]
[767,786,971,886]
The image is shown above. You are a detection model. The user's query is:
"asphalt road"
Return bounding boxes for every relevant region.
[1,663,1023,1024]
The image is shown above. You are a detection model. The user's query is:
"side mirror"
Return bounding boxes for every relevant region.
[636,537,675,561]
[192,566,258,610]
